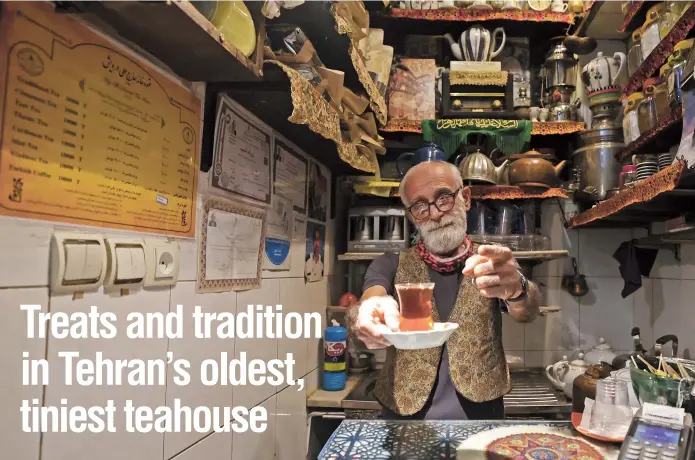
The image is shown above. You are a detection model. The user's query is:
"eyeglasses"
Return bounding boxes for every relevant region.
[406,187,462,221]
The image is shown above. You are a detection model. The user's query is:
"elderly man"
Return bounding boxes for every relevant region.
[349,161,541,420]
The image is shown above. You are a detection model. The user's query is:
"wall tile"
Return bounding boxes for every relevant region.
[42,289,171,460]
[170,431,232,460]
[305,369,321,395]
[232,396,276,460]
[576,229,630,278]
[535,201,578,278]
[276,385,307,460]
[306,277,328,374]
[177,239,199,283]
[502,314,525,351]
[579,278,635,351]
[278,278,309,380]
[652,279,695,359]
[525,350,575,368]
[525,277,580,351]
[632,278,654,348]
[234,280,279,407]
[0,287,48,460]
[650,245,695,280]
[0,218,52,287]
[164,282,237,459]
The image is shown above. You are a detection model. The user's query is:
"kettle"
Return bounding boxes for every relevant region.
[396,142,448,176]
[454,148,509,185]
[562,257,588,297]
[444,25,506,62]
[546,352,590,399]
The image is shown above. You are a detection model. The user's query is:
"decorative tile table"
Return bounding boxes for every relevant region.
[318,420,621,459]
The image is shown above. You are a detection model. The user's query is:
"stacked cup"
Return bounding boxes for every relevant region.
[658,152,675,170]
[633,154,658,181]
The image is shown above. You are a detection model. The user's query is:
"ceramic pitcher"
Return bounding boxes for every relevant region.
[445,25,506,62]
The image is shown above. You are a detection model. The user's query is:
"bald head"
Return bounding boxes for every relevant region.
[399,161,464,207]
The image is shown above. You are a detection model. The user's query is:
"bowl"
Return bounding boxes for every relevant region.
[630,358,695,408]
[382,322,458,350]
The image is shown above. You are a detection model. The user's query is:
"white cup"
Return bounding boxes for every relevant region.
[529,106,540,122]
[551,1,568,12]
[540,108,549,122]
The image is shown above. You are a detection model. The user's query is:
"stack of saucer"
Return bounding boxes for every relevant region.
[658,152,675,170]
[635,160,659,181]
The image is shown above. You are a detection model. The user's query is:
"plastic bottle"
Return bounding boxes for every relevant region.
[322,320,347,391]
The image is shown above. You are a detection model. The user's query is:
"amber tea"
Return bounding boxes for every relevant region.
[394,283,435,332]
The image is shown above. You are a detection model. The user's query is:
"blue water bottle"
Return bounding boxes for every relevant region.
[323,320,347,391]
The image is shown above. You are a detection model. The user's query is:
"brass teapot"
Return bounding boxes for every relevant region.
[454,148,509,185]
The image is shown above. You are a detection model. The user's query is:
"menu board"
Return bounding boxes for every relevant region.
[0,3,200,237]
[211,96,271,203]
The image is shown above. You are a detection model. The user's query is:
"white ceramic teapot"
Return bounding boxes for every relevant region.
[445,25,506,62]
[581,51,627,93]
[584,337,618,365]
[545,352,590,398]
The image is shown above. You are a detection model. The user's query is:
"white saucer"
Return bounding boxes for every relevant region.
[383,322,458,350]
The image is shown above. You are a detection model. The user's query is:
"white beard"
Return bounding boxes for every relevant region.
[417,200,468,255]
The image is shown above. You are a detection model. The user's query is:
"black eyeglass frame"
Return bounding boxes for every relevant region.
[406,187,463,220]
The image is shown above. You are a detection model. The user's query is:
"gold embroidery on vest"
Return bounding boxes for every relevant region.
[374,246,511,416]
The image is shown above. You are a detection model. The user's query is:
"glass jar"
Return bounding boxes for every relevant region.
[628,30,643,76]
[619,165,637,188]
[623,92,644,143]
[668,39,695,108]
[653,77,669,122]
[638,85,658,133]
[640,3,666,59]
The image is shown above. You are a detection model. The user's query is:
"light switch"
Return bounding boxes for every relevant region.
[130,247,146,280]
[50,231,107,294]
[104,237,145,289]
[115,247,132,280]
[84,243,104,280]
[63,244,87,282]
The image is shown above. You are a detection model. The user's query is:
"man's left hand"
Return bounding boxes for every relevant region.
[462,245,522,300]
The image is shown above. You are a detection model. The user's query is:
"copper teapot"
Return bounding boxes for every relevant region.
[508,149,567,188]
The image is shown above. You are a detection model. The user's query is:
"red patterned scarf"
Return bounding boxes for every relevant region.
[415,237,473,273]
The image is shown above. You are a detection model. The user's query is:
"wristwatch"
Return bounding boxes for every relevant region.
[505,271,528,303]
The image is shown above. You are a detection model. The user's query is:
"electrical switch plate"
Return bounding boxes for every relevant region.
[50,231,107,294]
[143,238,180,287]
[104,237,145,289]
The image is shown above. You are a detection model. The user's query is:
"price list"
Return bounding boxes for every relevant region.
[0,3,200,236]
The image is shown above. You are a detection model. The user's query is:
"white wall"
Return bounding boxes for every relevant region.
[503,199,695,368]
[0,86,338,459]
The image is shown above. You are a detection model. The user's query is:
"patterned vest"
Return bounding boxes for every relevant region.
[373,246,511,415]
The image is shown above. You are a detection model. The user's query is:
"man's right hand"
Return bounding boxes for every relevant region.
[355,295,400,349]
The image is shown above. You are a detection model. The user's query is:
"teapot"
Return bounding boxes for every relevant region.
[584,337,618,366]
[396,142,448,176]
[546,352,590,398]
[582,51,627,94]
[454,148,509,184]
[508,149,567,188]
[444,25,506,62]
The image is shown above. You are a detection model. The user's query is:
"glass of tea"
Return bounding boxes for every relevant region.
[394,283,435,332]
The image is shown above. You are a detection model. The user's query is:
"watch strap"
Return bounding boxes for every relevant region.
[506,271,528,303]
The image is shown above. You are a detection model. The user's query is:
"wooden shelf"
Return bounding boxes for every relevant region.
[269,1,387,125]
[568,162,695,229]
[60,0,263,82]
[351,181,568,200]
[338,250,568,261]
[623,3,695,98]
[617,105,683,163]
[380,120,584,136]
[383,7,576,24]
